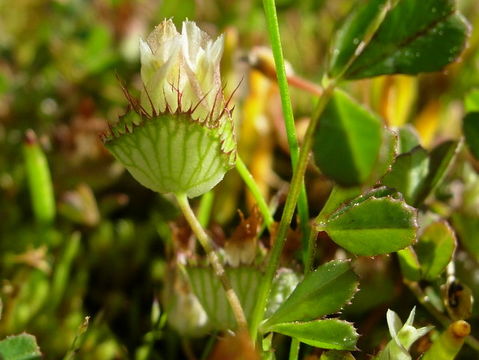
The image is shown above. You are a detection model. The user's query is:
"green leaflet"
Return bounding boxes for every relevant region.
[382,141,461,206]
[265,319,358,351]
[328,0,391,78]
[398,125,421,154]
[452,213,479,261]
[333,0,470,79]
[263,260,358,327]
[0,334,42,360]
[320,196,417,256]
[465,89,479,112]
[417,140,462,204]
[382,147,430,205]
[397,247,421,282]
[415,221,456,280]
[463,112,479,161]
[312,89,385,187]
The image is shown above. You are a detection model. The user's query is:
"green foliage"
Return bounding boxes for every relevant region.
[333,0,470,79]
[463,112,479,160]
[465,90,479,112]
[399,221,456,281]
[312,89,383,186]
[382,140,461,206]
[397,247,421,282]
[265,319,358,351]
[398,125,421,154]
[319,196,417,256]
[415,222,456,280]
[382,147,430,204]
[419,141,462,203]
[263,260,358,327]
[0,334,41,360]
[452,213,479,261]
[328,0,390,78]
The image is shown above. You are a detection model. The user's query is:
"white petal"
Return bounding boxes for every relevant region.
[208,34,224,66]
[139,38,155,82]
[404,306,416,326]
[181,21,203,68]
[387,309,403,339]
[146,19,179,54]
[139,38,153,58]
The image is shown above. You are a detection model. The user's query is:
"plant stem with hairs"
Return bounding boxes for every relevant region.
[175,193,248,330]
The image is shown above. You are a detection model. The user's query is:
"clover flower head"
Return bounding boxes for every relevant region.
[102,20,236,198]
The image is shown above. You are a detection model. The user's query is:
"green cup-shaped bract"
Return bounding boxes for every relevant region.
[105,111,235,197]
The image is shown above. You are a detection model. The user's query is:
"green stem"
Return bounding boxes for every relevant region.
[466,335,479,353]
[198,191,214,227]
[200,331,218,360]
[63,317,89,360]
[175,193,248,329]
[262,0,310,247]
[289,338,300,360]
[303,227,319,274]
[236,155,274,230]
[249,84,336,340]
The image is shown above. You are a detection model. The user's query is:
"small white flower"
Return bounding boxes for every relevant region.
[377,307,433,360]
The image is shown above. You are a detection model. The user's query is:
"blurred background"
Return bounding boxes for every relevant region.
[1,0,479,358]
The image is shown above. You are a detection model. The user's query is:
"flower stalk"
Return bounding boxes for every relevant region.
[175,193,247,329]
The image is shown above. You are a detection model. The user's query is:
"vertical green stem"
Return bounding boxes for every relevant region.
[198,191,215,227]
[249,84,335,340]
[289,338,300,360]
[236,155,274,230]
[262,0,310,247]
[175,193,248,329]
[303,227,319,275]
[63,317,90,360]
[200,332,218,360]
[50,232,81,310]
